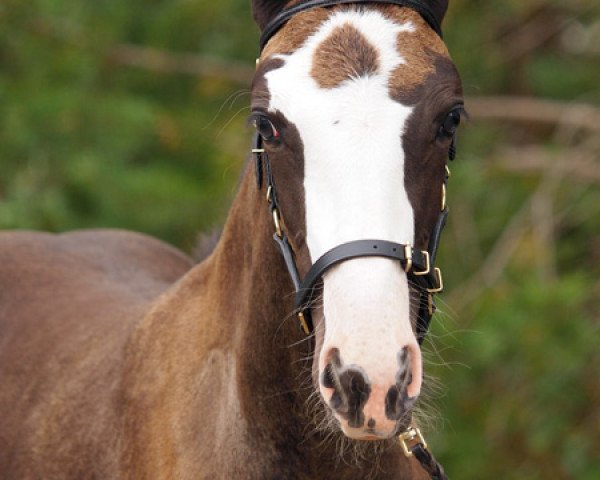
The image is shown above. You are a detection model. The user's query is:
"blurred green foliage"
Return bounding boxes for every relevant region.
[1,0,598,478]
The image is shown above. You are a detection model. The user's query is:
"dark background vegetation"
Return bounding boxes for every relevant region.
[1,0,598,477]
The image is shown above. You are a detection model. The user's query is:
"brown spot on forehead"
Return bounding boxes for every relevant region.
[380,7,450,99]
[311,23,380,89]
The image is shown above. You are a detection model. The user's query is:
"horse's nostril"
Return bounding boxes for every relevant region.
[320,353,371,429]
[383,345,421,420]
[321,362,336,389]
[350,375,360,394]
[385,385,400,420]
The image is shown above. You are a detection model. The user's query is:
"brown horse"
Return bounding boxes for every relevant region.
[0,1,463,478]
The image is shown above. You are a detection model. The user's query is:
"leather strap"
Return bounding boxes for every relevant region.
[253,131,266,189]
[259,0,443,51]
[274,233,301,291]
[411,443,448,480]
[294,239,434,309]
[427,207,448,266]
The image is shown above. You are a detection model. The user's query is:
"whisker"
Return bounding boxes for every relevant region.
[215,105,251,138]
[201,89,250,131]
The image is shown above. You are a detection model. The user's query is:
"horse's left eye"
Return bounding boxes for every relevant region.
[253,116,279,142]
[439,109,461,138]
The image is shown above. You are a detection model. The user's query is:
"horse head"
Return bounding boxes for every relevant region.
[250,0,463,441]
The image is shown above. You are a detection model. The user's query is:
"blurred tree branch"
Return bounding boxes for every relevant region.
[107,44,256,84]
[466,96,600,132]
[498,146,600,185]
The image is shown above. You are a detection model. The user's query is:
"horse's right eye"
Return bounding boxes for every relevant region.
[254,116,279,142]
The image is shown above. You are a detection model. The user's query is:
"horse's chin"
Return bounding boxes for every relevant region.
[337,420,400,441]
[341,428,397,442]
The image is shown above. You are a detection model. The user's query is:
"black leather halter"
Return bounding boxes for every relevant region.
[254,0,454,344]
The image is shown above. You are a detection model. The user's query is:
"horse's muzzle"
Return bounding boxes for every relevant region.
[320,344,421,440]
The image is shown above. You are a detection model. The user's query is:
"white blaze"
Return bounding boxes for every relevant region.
[265,10,420,393]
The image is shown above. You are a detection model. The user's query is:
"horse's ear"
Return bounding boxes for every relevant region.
[252,0,288,31]
[425,0,449,28]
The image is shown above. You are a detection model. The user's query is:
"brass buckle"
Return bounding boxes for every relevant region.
[403,244,413,273]
[399,427,428,457]
[266,185,273,203]
[413,250,430,276]
[297,312,310,335]
[427,268,444,293]
[441,183,447,211]
[272,208,283,238]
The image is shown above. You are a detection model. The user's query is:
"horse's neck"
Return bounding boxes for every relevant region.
[206,170,418,478]
[128,167,417,478]
[210,166,307,400]
[194,168,318,472]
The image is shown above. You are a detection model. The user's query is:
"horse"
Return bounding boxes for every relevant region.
[0,1,463,478]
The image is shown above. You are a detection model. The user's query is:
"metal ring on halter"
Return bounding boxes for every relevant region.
[426,268,444,293]
[412,250,430,276]
[399,427,428,457]
[272,209,283,238]
[441,183,447,211]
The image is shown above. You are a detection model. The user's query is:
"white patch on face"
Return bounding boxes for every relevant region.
[265,10,421,396]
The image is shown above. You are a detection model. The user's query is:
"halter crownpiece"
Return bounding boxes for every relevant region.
[259,0,443,52]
